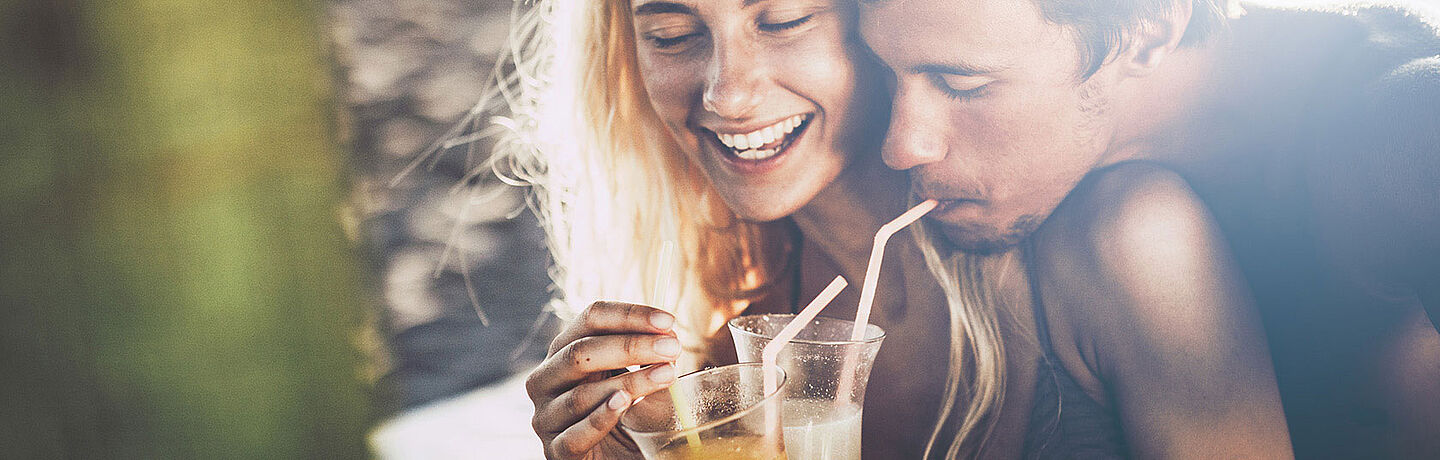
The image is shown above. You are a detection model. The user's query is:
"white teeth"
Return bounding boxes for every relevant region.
[737,149,778,160]
[712,114,809,158]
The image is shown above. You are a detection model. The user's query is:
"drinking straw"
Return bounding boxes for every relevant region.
[627,241,677,373]
[834,200,938,402]
[760,275,850,429]
[652,241,675,322]
[651,241,703,448]
[850,199,938,340]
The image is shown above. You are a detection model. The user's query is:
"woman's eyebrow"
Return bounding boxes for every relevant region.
[634,1,695,16]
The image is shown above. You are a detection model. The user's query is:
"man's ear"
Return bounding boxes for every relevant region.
[1119,0,1192,78]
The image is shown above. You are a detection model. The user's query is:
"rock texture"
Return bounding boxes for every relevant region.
[327,0,555,410]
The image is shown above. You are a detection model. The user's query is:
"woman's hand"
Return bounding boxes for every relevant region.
[526,301,682,460]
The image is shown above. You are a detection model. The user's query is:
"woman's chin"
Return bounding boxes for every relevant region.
[707,166,844,223]
[723,195,810,223]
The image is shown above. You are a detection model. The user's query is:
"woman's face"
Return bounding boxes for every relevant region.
[631,0,889,221]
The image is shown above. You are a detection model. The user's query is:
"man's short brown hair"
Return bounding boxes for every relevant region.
[1036,0,1230,79]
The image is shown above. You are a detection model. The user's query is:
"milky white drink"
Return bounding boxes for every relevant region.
[781,400,863,460]
[729,315,883,460]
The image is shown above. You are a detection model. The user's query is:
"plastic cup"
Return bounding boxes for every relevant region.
[728,314,885,460]
[620,363,789,460]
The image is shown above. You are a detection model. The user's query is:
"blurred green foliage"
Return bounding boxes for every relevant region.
[2,0,372,457]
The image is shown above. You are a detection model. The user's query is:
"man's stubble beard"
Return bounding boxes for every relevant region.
[935,77,1112,256]
[932,213,1046,256]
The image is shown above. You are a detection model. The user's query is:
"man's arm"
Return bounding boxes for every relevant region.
[1032,162,1294,459]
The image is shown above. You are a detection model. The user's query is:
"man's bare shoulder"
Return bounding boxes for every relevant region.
[1033,161,1218,287]
[1029,165,1290,458]
[1030,162,1246,370]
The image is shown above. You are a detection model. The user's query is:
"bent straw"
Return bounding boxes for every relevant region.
[850,199,939,340]
[650,241,703,448]
[761,275,850,429]
[835,200,938,402]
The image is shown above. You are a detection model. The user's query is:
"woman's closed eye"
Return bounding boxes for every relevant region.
[643,26,704,51]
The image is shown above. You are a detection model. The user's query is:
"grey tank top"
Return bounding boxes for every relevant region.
[1020,246,1129,459]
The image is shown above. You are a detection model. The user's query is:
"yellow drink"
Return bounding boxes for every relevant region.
[655,436,787,460]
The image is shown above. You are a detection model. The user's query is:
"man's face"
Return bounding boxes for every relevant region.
[861,0,1122,253]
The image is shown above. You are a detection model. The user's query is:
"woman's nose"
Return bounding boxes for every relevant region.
[703,42,765,119]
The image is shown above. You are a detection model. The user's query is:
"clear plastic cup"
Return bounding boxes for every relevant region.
[728,314,885,460]
[620,363,789,460]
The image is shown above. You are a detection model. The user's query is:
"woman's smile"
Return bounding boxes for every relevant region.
[633,0,887,221]
[701,113,813,171]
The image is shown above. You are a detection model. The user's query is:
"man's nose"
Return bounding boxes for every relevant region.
[703,42,764,119]
[882,85,947,170]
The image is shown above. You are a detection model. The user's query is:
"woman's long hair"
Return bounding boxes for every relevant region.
[912,219,1018,459]
[472,0,792,365]
[466,0,1011,456]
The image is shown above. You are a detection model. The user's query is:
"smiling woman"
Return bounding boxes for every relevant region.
[476,0,932,458]
[489,0,896,364]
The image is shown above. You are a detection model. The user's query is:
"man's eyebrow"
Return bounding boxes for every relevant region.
[914,62,1008,76]
[634,1,695,16]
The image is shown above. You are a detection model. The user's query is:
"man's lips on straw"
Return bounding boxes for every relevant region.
[913,182,986,209]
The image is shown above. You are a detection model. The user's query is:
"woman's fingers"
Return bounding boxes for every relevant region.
[526,301,681,459]
[547,390,632,460]
[548,301,676,355]
[533,363,678,432]
[528,333,683,399]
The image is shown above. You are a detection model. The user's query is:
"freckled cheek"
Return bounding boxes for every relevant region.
[771,42,857,104]
[779,46,877,157]
[638,60,706,140]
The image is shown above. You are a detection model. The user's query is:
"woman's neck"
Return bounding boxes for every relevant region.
[790,153,910,276]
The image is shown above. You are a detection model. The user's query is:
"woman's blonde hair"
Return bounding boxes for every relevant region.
[460,0,1011,456]
[913,219,1020,458]
[470,0,793,364]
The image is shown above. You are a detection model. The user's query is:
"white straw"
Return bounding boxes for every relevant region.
[851,199,938,340]
[761,276,849,429]
[653,241,675,312]
[627,241,676,373]
[650,241,702,448]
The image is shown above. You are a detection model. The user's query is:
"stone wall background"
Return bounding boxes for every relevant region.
[327,0,556,412]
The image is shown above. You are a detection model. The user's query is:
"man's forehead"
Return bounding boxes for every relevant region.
[860,0,1051,68]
